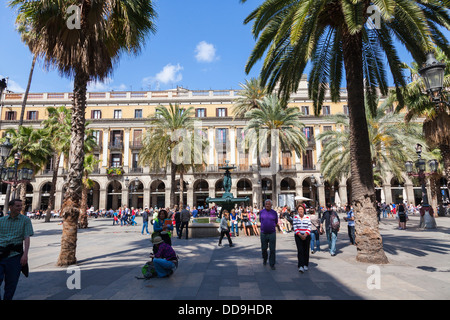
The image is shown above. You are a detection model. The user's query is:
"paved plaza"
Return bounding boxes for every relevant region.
[10,213,450,301]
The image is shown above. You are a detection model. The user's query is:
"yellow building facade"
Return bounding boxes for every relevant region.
[0,80,434,212]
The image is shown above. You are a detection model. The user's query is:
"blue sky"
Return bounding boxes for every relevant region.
[0,1,448,94]
[1,0,264,93]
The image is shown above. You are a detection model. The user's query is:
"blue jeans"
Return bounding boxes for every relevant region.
[0,255,22,300]
[260,232,276,266]
[382,209,387,218]
[153,258,176,278]
[326,229,338,255]
[310,230,321,252]
[142,221,149,234]
[230,221,238,235]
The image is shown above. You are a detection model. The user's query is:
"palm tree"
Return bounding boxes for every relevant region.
[4,126,52,214]
[232,77,268,206]
[318,102,428,188]
[241,0,449,264]
[232,78,268,118]
[140,104,208,208]
[244,95,307,205]
[41,106,72,222]
[10,0,157,266]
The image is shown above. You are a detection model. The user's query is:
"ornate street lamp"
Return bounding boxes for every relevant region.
[405,144,438,207]
[419,51,449,107]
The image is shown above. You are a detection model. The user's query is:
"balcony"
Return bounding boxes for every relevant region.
[108,141,123,150]
[130,140,143,149]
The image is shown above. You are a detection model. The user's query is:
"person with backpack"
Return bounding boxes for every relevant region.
[320,203,340,256]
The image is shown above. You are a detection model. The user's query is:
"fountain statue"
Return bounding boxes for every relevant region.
[206,161,249,214]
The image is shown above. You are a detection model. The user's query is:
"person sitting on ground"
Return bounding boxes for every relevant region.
[149,236,178,278]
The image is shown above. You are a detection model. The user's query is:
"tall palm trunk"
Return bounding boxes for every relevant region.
[57,70,88,266]
[45,152,60,222]
[179,171,184,208]
[79,184,88,228]
[342,31,388,264]
[170,161,176,208]
[19,54,37,126]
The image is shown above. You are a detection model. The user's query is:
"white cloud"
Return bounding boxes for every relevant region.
[0,76,25,93]
[142,63,183,89]
[195,41,218,63]
[86,78,127,92]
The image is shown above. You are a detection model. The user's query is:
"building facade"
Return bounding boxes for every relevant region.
[0,79,444,212]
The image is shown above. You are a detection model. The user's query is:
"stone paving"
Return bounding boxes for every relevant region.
[10,213,450,300]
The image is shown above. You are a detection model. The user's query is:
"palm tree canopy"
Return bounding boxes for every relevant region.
[232,77,268,119]
[243,94,307,158]
[317,101,429,184]
[3,126,52,173]
[241,0,450,114]
[10,0,157,81]
[139,104,207,169]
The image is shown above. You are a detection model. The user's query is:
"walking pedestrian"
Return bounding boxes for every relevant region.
[259,199,278,270]
[343,205,355,245]
[397,203,407,230]
[320,203,340,256]
[218,210,233,247]
[141,208,150,235]
[173,205,181,238]
[293,204,311,273]
[309,208,321,253]
[0,199,34,300]
[179,205,191,239]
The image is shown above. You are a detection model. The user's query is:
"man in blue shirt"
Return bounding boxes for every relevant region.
[344,205,355,245]
[192,206,198,218]
[259,199,278,270]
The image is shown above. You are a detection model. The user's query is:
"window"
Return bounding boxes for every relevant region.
[216,128,227,144]
[301,106,309,115]
[92,110,102,119]
[110,154,122,167]
[303,150,314,170]
[132,153,139,169]
[92,130,102,146]
[5,111,16,120]
[343,105,349,115]
[216,108,227,117]
[323,105,330,115]
[134,109,143,118]
[303,127,314,140]
[27,111,38,120]
[114,110,122,119]
[196,108,206,118]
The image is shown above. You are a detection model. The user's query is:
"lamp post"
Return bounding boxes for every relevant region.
[309,174,324,210]
[0,148,33,212]
[405,144,438,206]
[406,144,438,229]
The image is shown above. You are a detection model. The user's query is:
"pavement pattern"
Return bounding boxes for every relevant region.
[10,213,450,300]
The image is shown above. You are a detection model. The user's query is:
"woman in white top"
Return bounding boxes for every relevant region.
[293,204,311,273]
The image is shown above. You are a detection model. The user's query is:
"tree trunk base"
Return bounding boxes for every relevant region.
[57,199,80,267]
[355,197,389,264]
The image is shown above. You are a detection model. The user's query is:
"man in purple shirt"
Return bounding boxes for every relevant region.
[259,199,278,270]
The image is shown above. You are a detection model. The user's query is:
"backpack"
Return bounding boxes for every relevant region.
[141,261,157,279]
[330,211,340,231]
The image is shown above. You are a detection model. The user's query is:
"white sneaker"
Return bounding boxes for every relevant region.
[303,266,308,271]
[298,266,304,273]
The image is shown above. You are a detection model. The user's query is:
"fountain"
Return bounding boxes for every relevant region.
[206,161,250,214]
